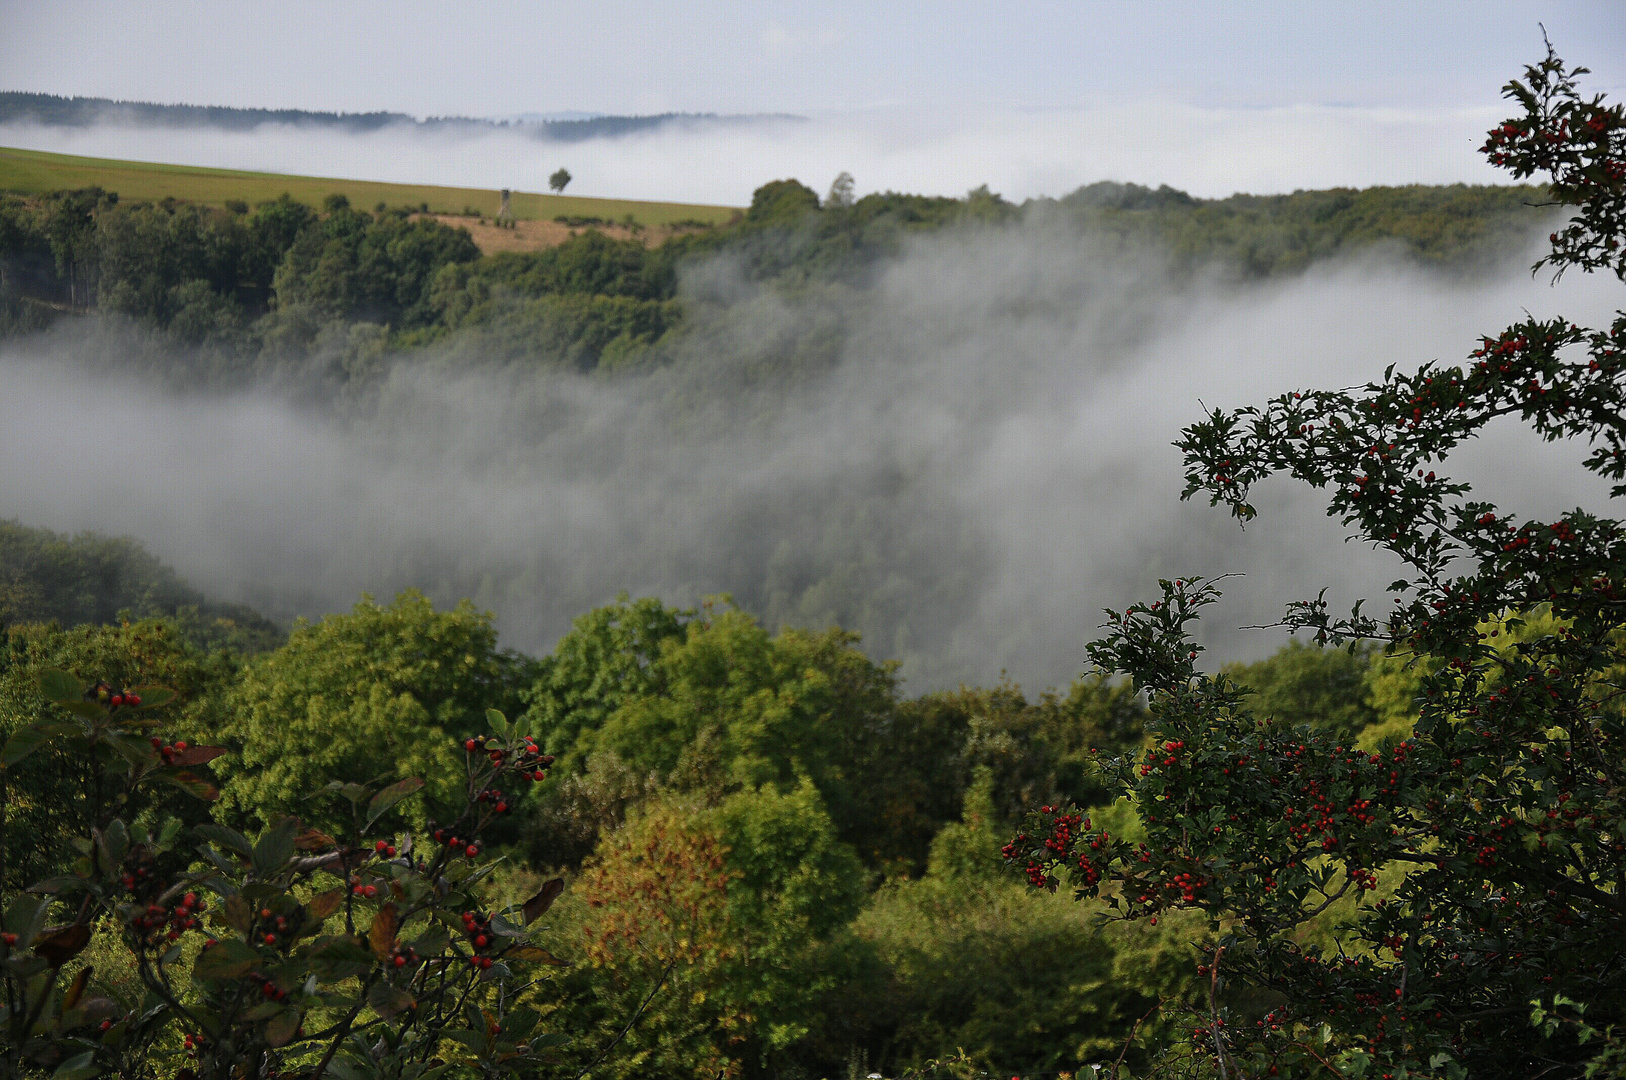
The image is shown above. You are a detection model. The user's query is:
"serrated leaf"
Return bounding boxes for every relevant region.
[192,939,261,980]
[486,708,509,737]
[307,889,345,921]
[2,725,59,767]
[36,670,82,703]
[367,980,416,1020]
[26,875,89,896]
[294,827,337,852]
[503,945,566,966]
[252,818,299,876]
[223,895,253,935]
[521,878,564,924]
[128,686,176,710]
[169,746,227,767]
[265,1007,301,1047]
[160,771,218,801]
[366,778,425,829]
[51,1050,99,1080]
[61,965,92,1010]
[32,924,91,965]
[369,904,398,960]
[196,823,253,858]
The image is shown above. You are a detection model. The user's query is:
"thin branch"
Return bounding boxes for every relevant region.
[573,956,678,1080]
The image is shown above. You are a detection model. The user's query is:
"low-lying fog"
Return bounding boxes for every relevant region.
[0,102,1509,206]
[1,224,1618,691]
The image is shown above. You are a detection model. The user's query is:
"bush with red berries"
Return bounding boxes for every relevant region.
[0,670,567,1079]
[1007,46,1626,1080]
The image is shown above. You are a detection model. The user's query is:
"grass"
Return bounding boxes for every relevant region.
[0,145,740,227]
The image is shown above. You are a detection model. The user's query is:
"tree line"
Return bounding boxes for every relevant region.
[0,175,1554,379]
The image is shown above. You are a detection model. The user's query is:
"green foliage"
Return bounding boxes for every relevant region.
[1057,180,1552,277]
[523,594,691,772]
[0,619,232,891]
[747,179,822,225]
[555,783,865,1078]
[214,590,535,830]
[0,670,568,1079]
[1010,48,1626,1079]
[1221,638,1380,740]
[856,772,1198,1077]
[0,518,282,653]
[271,199,479,329]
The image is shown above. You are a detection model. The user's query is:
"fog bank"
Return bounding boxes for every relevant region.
[0,100,1508,206]
[1,225,1618,690]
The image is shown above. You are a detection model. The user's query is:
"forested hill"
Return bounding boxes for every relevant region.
[0,175,1554,380]
[0,519,282,653]
[0,91,787,140]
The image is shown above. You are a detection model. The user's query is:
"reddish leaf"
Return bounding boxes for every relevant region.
[522,878,565,924]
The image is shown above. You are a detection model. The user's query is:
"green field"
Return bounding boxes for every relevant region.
[0,145,740,226]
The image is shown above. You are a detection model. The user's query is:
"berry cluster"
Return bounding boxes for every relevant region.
[461,734,554,783]
[127,891,207,946]
[91,682,143,709]
[348,876,382,899]
[147,736,187,764]
[256,905,300,948]
[462,910,496,969]
[431,830,480,859]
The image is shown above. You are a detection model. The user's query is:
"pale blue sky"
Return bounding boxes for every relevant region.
[2,1,1621,117]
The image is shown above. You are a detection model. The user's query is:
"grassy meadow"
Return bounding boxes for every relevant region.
[0,145,739,226]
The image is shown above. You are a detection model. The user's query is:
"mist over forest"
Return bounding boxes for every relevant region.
[0,175,1611,689]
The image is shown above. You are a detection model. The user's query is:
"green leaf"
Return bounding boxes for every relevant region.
[51,1050,99,1080]
[367,981,416,1020]
[265,1007,301,1047]
[36,670,82,704]
[196,823,254,858]
[54,701,104,721]
[1,724,66,767]
[25,877,89,896]
[128,686,176,710]
[192,939,262,981]
[366,778,425,829]
[252,819,299,876]
[485,708,509,737]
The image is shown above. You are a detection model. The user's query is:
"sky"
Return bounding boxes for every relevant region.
[3,1,1621,118]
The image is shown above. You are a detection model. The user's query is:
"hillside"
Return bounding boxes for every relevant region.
[0,145,739,227]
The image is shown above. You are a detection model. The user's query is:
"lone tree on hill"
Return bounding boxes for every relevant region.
[549,167,572,194]
[1008,44,1626,1080]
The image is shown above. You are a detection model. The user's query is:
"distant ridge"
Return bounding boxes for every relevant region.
[0,92,803,141]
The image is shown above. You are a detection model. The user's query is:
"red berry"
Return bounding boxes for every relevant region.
[264,933,277,944]
[172,739,183,749]
[464,738,477,752]
[475,934,488,948]
[111,694,124,707]
[129,694,141,706]
[465,845,479,858]
[496,802,508,813]
[375,840,389,853]
[394,954,407,967]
